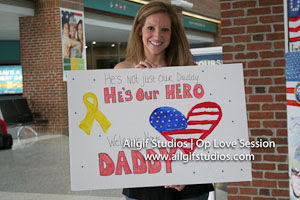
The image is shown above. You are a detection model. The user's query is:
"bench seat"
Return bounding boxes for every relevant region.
[0,99,48,137]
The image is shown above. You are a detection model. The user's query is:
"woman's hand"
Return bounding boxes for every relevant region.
[135,60,158,68]
[164,185,185,191]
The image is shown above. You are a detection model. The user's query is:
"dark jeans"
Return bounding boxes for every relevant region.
[125,192,209,200]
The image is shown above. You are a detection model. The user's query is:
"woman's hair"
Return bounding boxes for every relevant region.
[62,17,69,30]
[77,19,83,27]
[126,1,193,66]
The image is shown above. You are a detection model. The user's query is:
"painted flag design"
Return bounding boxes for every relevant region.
[289,0,300,50]
[150,102,222,154]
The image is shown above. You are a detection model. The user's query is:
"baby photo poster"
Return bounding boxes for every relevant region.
[67,64,252,191]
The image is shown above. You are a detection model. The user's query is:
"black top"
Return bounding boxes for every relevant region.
[123,184,214,200]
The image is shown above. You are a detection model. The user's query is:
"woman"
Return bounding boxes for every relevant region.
[77,20,84,54]
[115,2,213,200]
[62,18,71,58]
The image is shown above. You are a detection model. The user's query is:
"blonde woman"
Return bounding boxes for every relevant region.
[115,2,213,200]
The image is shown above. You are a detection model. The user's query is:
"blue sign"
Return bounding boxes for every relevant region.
[191,47,223,66]
[0,65,23,94]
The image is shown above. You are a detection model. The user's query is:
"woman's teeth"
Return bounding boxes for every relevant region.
[150,41,162,46]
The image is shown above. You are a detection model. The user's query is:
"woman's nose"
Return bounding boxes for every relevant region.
[153,29,161,38]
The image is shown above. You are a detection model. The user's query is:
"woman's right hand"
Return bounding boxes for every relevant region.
[135,60,158,68]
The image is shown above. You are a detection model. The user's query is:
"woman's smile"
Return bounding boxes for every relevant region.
[141,12,171,57]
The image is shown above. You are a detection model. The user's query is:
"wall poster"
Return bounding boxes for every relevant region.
[286,52,300,200]
[60,8,86,81]
[285,0,300,198]
[286,0,300,52]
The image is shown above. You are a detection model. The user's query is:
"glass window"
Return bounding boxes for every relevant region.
[86,42,127,69]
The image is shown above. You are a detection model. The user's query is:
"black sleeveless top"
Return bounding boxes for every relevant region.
[123,184,214,200]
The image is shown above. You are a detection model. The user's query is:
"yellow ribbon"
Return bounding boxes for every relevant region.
[79,92,111,135]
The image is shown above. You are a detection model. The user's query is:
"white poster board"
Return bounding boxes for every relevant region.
[67,64,252,191]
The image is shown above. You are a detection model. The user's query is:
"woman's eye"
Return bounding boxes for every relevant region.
[161,28,170,32]
[147,26,154,31]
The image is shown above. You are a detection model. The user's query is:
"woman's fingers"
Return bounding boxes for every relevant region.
[145,60,158,68]
[164,185,185,191]
[134,60,158,68]
[174,185,185,191]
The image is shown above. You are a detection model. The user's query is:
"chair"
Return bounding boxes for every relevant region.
[0,99,48,137]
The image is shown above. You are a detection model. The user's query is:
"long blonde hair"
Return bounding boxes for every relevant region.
[126,1,193,66]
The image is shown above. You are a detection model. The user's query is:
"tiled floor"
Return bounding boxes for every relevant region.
[0,130,227,200]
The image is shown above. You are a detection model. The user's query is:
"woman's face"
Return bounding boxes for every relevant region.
[141,12,171,57]
[70,24,76,39]
[77,23,83,40]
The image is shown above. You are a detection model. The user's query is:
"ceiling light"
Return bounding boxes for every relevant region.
[171,0,193,9]
[92,41,96,45]
[127,0,148,4]
[111,44,115,47]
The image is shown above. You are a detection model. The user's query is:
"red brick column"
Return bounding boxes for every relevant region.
[221,0,289,199]
[19,0,83,134]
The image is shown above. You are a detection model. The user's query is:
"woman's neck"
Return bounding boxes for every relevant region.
[144,52,166,67]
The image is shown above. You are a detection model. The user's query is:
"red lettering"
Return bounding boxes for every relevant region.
[118,91,124,102]
[136,88,144,101]
[115,151,132,175]
[99,153,115,176]
[125,90,133,101]
[183,83,192,98]
[145,91,152,100]
[99,149,176,176]
[104,87,116,103]
[176,84,182,99]
[131,150,147,174]
[158,147,177,173]
[146,149,161,174]
[165,85,175,99]
[153,90,159,99]
[193,84,204,99]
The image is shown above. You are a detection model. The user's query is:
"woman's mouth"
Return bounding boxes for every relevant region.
[150,41,163,46]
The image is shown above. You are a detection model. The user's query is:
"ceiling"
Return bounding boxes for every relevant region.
[0,1,214,44]
[0,1,34,40]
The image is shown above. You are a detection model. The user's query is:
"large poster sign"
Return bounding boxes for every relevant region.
[285,0,300,52]
[67,64,252,191]
[286,52,300,199]
[0,65,22,94]
[60,8,86,81]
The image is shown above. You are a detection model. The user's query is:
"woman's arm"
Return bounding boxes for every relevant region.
[114,61,133,69]
[69,39,81,47]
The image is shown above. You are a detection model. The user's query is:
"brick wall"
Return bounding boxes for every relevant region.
[19,0,83,134]
[221,0,289,199]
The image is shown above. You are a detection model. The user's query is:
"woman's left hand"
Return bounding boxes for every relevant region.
[164,185,185,191]
[135,60,158,68]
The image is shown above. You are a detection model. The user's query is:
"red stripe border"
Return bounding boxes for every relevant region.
[289,16,300,22]
[290,36,300,42]
[74,13,82,17]
[289,26,300,32]
[287,100,300,107]
[287,88,294,93]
